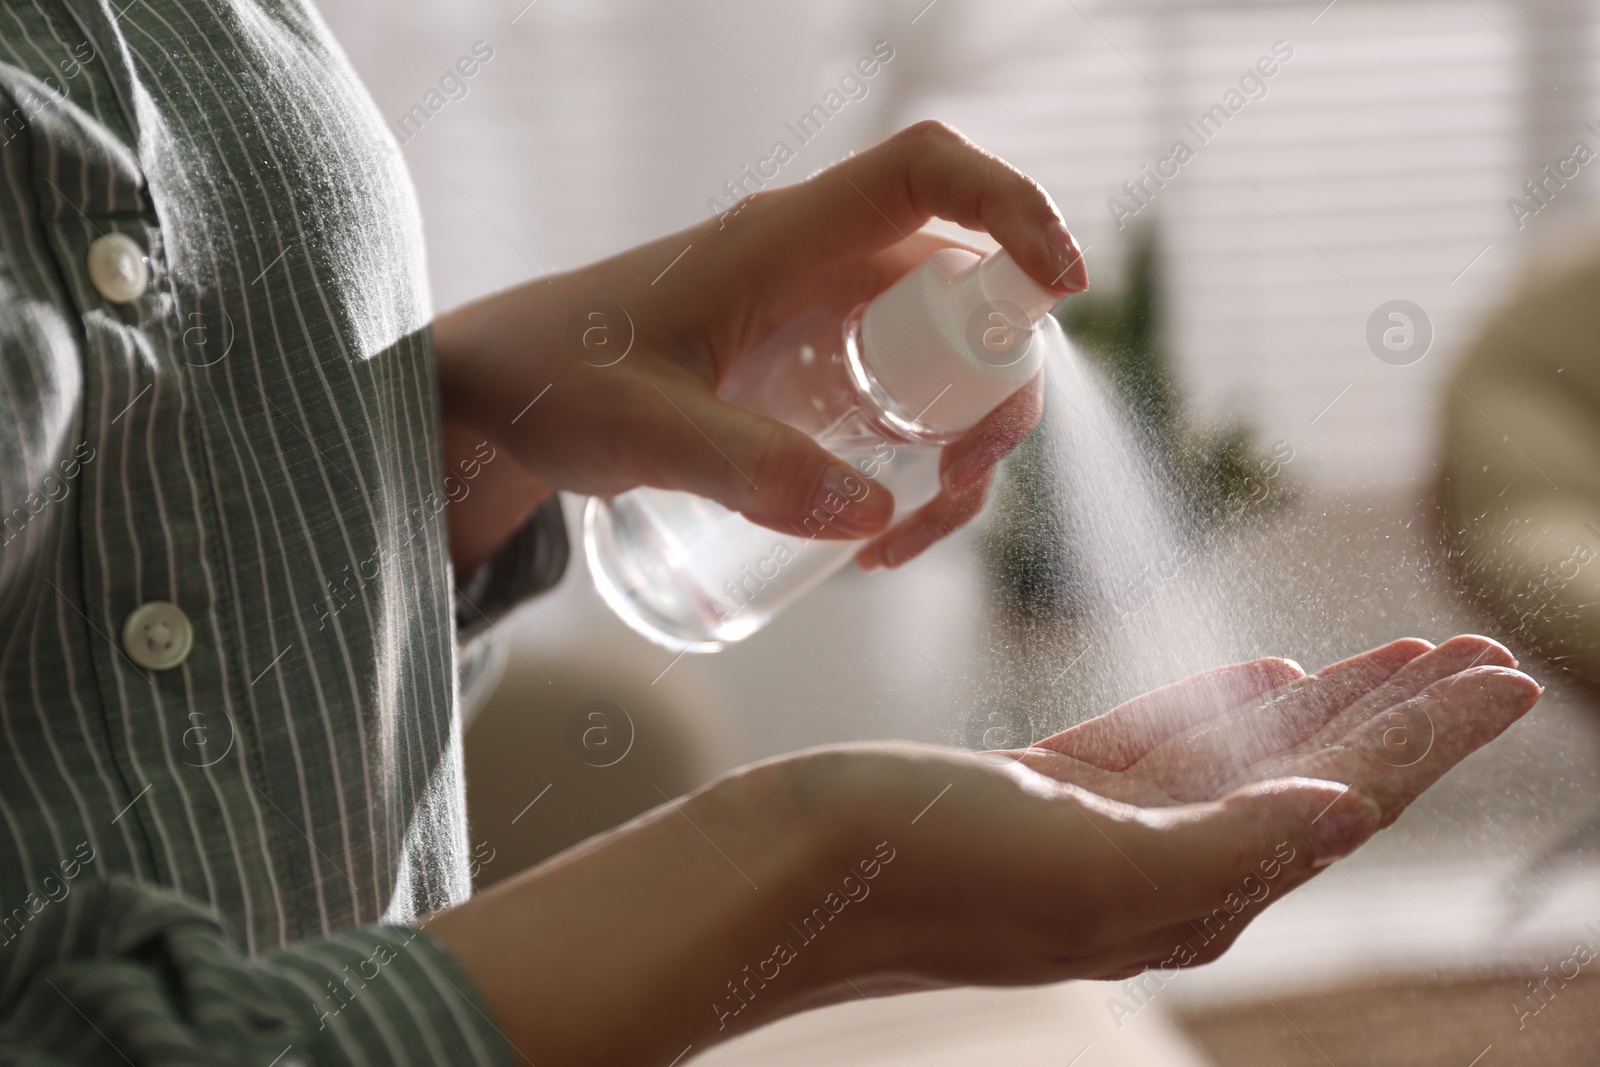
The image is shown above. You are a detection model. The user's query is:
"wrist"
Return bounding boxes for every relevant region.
[437,416,549,577]
[432,291,565,576]
[678,757,862,1040]
[422,757,842,1064]
[732,747,931,995]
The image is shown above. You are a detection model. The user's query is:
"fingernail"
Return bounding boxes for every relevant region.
[881,523,941,569]
[1449,665,1544,711]
[942,450,989,496]
[809,464,891,537]
[1310,791,1381,868]
[1045,220,1088,293]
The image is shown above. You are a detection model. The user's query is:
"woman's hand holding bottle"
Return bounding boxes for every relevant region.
[433,122,1085,578]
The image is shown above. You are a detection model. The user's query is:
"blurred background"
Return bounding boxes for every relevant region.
[320,1,1600,1062]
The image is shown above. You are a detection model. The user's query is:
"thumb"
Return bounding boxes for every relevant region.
[1215,777,1383,875]
[1071,779,1380,977]
[635,373,896,539]
[1122,777,1381,919]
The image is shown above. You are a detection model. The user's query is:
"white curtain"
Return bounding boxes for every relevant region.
[319,0,1600,493]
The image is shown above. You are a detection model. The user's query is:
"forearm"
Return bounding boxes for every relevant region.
[422,759,852,1065]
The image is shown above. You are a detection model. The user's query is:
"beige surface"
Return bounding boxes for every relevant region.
[692,981,1213,1067]
[1179,972,1600,1067]
[462,631,737,888]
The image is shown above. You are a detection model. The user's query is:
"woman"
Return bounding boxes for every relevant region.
[0,1,1539,1064]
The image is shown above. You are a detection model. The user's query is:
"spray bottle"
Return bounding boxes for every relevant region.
[584,247,1063,652]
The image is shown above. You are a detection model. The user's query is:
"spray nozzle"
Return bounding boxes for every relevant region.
[960,249,1062,325]
[858,247,1065,435]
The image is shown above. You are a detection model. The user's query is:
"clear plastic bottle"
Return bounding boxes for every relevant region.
[584,247,1063,652]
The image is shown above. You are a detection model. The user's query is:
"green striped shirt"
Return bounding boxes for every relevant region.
[0,0,556,1061]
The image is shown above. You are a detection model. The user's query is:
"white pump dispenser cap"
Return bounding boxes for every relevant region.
[858,247,1058,436]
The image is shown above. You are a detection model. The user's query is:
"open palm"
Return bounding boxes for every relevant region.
[1008,635,1525,825]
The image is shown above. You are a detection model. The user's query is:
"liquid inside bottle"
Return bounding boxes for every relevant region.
[584,247,1059,652]
[584,307,947,652]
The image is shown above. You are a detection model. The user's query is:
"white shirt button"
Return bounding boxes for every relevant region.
[122,601,194,671]
[87,233,150,303]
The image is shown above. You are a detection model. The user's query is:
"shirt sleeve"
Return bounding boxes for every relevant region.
[453,494,571,643]
[0,876,511,1067]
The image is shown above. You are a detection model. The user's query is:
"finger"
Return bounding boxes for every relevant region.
[737,121,1087,316]
[1078,777,1380,947]
[852,231,992,305]
[940,374,1044,496]
[623,368,894,539]
[750,231,991,334]
[1062,777,1387,979]
[1135,638,1435,798]
[1039,658,1307,772]
[855,473,991,571]
[1269,634,1515,763]
[1214,635,1514,794]
[1264,666,1542,827]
